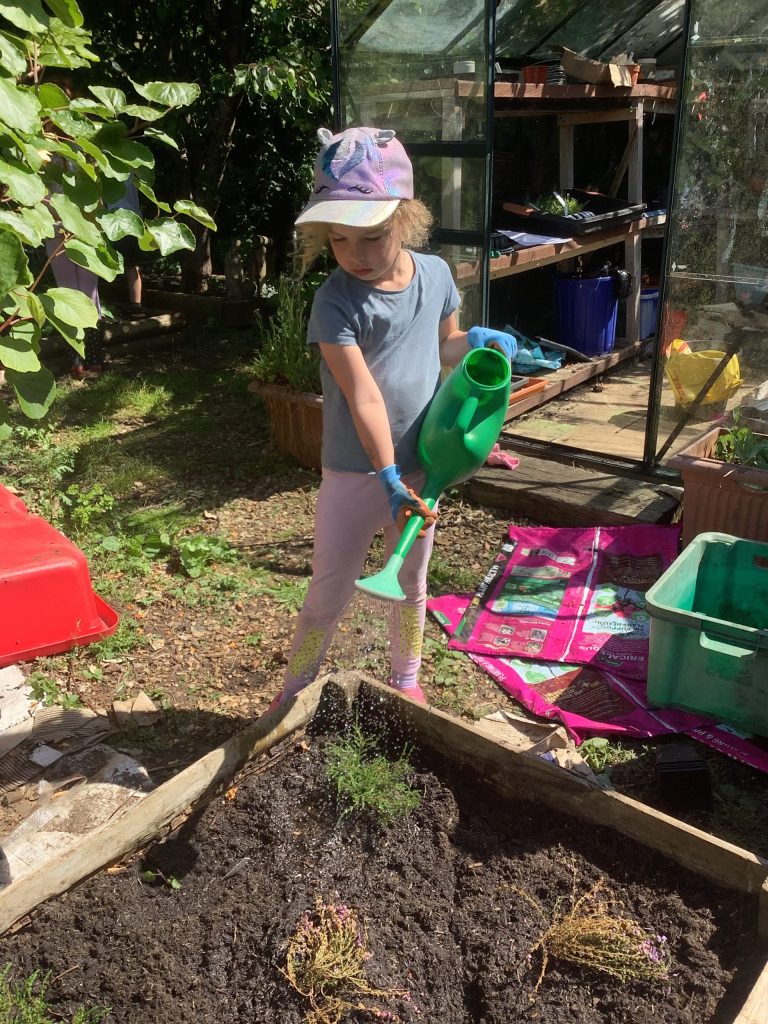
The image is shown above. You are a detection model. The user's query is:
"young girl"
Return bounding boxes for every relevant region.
[272,126,516,707]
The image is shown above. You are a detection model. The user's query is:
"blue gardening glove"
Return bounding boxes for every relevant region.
[377,464,437,534]
[467,325,518,361]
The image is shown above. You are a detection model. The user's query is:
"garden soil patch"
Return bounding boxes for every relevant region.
[3,704,765,1024]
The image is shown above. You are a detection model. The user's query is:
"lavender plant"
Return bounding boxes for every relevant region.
[282,896,408,1024]
[509,878,672,990]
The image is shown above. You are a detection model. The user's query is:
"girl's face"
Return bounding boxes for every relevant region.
[327,220,407,289]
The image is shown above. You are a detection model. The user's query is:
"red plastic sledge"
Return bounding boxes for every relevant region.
[0,484,119,666]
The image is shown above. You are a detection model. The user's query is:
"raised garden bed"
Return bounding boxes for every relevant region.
[1,675,767,1023]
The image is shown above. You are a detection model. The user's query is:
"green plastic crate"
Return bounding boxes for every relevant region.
[645,532,768,737]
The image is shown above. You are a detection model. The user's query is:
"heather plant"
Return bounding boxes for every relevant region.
[509,878,672,990]
[324,726,420,827]
[282,896,407,1024]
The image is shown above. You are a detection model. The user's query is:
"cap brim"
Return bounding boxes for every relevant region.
[295,198,401,228]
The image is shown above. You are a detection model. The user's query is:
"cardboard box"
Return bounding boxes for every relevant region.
[552,45,635,88]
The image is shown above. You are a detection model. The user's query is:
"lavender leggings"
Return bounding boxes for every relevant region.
[282,468,436,698]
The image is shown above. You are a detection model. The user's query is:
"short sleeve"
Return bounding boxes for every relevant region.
[441,261,461,322]
[307,287,358,347]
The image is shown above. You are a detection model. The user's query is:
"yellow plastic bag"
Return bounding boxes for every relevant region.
[664,342,743,407]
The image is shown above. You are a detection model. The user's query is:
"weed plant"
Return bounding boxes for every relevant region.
[0,966,107,1023]
[714,410,768,467]
[282,896,407,1024]
[509,878,671,990]
[325,726,420,827]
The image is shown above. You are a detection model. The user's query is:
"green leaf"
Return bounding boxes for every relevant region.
[50,193,104,247]
[64,238,122,281]
[47,106,99,139]
[98,207,143,241]
[93,125,154,169]
[145,218,196,256]
[0,228,31,301]
[0,0,49,33]
[0,156,45,205]
[132,81,200,108]
[0,328,42,372]
[15,288,45,326]
[43,0,83,28]
[0,401,11,441]
[0,31,27,76]
[39,286,99,329]
[122,103,165,122]
[62,169,100,211]
[142,125,178,149]
[0,77,42,133]
[88,85,126,115]
[134,178,171,213]
[6,366,55,419]
[0,206,47,246]
[173,199,216,231]
[69,97,111,118]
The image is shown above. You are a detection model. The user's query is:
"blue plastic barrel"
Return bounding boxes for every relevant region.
[555,275,618,357]
[639,288,660,339]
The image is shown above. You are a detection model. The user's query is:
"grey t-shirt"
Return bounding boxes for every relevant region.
[307,252,461,474]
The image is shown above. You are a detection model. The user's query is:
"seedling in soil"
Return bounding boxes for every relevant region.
[509,877,671,990]
[282,896,408,1024]
[325,726,420,827]
[0,966,108,1023]
[141,868,182,890]
[28,672,83,710]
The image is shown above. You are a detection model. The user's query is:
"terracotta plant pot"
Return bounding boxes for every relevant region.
[668,426,768,546]
[249,381,323,471]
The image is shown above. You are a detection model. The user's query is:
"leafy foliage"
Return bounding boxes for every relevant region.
[251,278,321,393]
[78,0,332,281]
[0,0,213,429]
[325,726,420,827]
[714,411,768,468]
[0,967,107,1023]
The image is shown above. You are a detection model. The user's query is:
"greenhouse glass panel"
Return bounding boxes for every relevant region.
[525,0,661,61]
[334,0,494,319]
[495,0,576,60]
[652,0,768,465]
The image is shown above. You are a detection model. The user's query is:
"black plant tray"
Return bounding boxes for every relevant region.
[501,188,647,236]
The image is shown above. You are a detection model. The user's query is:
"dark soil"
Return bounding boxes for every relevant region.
[3,698,765,1024]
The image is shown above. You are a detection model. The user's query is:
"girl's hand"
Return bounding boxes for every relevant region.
[377,465,436,534]
[467,325,518,361]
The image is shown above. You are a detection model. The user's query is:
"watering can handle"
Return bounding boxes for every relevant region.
[453,396,478,434]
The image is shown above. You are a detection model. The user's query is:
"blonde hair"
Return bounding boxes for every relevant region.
[294,198,433,276]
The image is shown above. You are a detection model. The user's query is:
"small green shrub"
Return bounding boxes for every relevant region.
[714,411,768,467]
[251,279,321,393]
[325,726,420,827]
[535,192,585,216]
[0,966,108,1023]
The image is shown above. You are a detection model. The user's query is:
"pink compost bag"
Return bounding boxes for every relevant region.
[435,525,681,681]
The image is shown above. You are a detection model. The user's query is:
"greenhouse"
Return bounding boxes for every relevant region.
[332,0,768,471]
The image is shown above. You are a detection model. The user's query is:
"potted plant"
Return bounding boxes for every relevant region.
[669,411,768,545]
[248,279,323,470]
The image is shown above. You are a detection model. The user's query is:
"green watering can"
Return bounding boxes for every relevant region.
[356,346,512,602]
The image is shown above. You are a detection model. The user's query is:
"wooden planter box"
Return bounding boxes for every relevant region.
[1,671,767,1021]
[669,426,768,546]
[248,381,323,470]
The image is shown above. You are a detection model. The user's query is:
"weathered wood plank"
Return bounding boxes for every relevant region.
[365,682,768,896]
[461,462,677,526]
[734,960,768,1024]
[0,680,347,936]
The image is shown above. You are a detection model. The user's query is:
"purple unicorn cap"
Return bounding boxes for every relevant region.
[295,126,414,228]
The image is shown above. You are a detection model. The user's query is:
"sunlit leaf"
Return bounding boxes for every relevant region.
[145,217,196,256]
[0,77,42,133]
[173,199,216,231]
[132,80,200,108]
[6,366,56,419]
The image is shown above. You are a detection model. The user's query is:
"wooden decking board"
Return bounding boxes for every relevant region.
[462,460,678,526]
